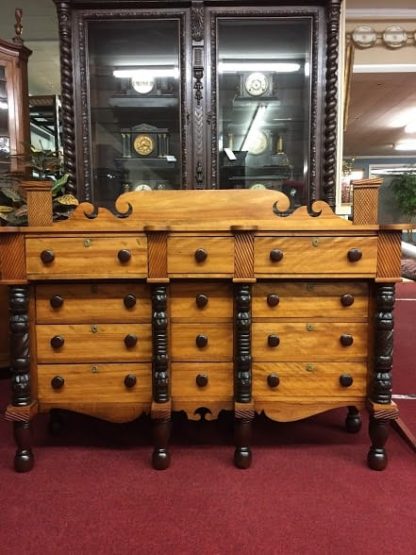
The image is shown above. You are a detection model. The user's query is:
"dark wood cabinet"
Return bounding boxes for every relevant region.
[54,0,342,207]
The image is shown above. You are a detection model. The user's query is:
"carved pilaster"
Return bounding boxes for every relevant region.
[373,283,395,404]
[152,285,169,403]
[234,285,252,403]
[323,0,341,208]
[54,1,76,195]
[192,3,205,188]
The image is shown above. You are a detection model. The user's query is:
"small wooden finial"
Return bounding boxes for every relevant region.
[13,8,24,44]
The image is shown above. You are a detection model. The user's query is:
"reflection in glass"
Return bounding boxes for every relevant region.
[87,19,181,204]
[217,18,311,208]
[0,65,10,169]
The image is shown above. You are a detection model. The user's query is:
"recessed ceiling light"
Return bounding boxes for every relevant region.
[394,139,416,151]
[405,122,416,134]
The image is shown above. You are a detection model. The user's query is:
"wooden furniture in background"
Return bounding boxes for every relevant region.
[0,184,402,472]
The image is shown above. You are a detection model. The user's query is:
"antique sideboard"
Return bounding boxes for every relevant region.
[0,181,402,471]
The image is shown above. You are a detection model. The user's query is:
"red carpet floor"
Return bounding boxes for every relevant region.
[0,282,415,553]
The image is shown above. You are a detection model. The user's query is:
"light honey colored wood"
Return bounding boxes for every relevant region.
[252,322,368,361]
[252,281,369,319]
[171,323,233,361]
[38,401,150,423]
[167,237,234,274]
[170,282,233,321]
[26,235,147,278]
[171,362,233,400]
[257,399,366,422]
[35,283,151,323]
[254,236,377,275]
[36,323,152,363]
[171,401,232,420]
[20,181,53,227]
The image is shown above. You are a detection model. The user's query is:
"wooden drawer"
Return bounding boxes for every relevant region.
[167,237,234,275]
[26,235,147,278]
[171,362,233,399]
[252,322,367,361]
[36,283,151,323]
[253,362,367,399]
[170,282,233,321]
[37,363,152,404]
[252,281,369,319]
[171,323,233,361]
[254,236,377,275]
[36,323,152,363]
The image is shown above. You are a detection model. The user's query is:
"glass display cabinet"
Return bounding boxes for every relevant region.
[54,0,342,208]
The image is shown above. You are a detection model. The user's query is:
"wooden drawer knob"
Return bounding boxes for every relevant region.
[196,293,208,308]
[267,373,280,388]
[50,295,64,309]
[339,374,353,387]
[40,249,55,264]
[196,374,208,387]
[341,294,354,307]
[196,334,208,348]
[269,248,284,262]
[124,334,138,348]
[267,294,280,307]
[117,249,131,263]
[340,334,353,347]
[347,248,362,262]
[194,248,208,263]
[51,375,65,390]
[268,334,280,347]
[50,335,64,349]
[124,294,137,308]
[124,374,137,388]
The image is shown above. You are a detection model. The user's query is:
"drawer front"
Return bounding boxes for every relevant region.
[36,324,152,363]
[252,322,367,361]
[171,323,233,361]
[252,281,369,319]
[254,237,377,275]
[171,362,233,399]
[170,282,233,321]
[36,283,151,323]
[26,236,147,278]
[253,362,367,398]
[167,237,234,275]
[37,363,152,404]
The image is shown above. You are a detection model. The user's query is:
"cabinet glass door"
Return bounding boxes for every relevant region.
[87,19,182,204]
[0,65,10,173]
[217,18,311,208]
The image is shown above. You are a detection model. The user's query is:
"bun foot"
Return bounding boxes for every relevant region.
[234,447,252,469]
[346,407,361,433]
[14,450,34,473]
[367,448,387,471]
[152,449,170,470]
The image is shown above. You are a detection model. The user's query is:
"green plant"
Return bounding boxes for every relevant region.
[391,172,416,220]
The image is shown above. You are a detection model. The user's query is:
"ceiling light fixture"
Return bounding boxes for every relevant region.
[113,67,180,79]
[404,122,416,134]
[394,139,416,151]
[218,62,301,73]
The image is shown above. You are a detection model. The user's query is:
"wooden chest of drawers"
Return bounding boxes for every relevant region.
[0,185,402,472]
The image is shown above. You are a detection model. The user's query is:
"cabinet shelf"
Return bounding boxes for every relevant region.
[108,96,178,109]
[116,157,177,170]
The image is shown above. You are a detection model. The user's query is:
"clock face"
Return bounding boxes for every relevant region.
[133,134,155,156]
[131,76,155,94]
[244,72,269,97]
[249,183,267,190]
[134,183,152,191]
[246,130,268,155]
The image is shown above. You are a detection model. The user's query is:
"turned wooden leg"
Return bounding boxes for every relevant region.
[345,406,361,433]
[152,416,171,470]
[234,415,252,469]
[13,421,34,472]
[367,417,389,471]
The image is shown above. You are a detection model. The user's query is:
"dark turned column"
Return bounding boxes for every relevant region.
[345,406,361,433]
[9,286,34,472]
[151,285,171,470]
[234,284,253,469]
[368,283,395,470]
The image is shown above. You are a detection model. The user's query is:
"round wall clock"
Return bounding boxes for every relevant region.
[131,75,155,94]
[249,183,267,190]
[244,72,269,96]
[133,134,155,156]
[351,25,377,49]
[134,183,152,191]
[382,25,407,49]
[246,130,268,155]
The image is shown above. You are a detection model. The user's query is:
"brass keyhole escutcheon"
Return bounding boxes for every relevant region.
[312,238,319,247]
[91,366,99,373]
[305,364,316,372]
[306,323,314,332]
[84,238,92,248]
[90,324,98,333]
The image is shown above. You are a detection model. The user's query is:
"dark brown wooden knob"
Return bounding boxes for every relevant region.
[347,248,362,262]
[40,249,55,264]
[124,374,137,388]
[268,334,280,347]
[339,374,353,387]
[196,334,208,348]
[196,293,208,308]
[269,248,284,262]
[117,249,131,263]
[340,334,354,347]
[124,334,138,348]
[267,373,280,388]
[50,335,64,349]
[123,294,137,308]
[50,295,64,309]
[267,294,280,307]
[341,294,354,307]
[194,248,208,263]
[51,375,65,390]
[196,374,208,387]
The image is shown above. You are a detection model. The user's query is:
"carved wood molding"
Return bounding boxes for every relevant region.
[234,284,252,403]
[152,285,169,403]
[373,283,395,405]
